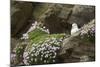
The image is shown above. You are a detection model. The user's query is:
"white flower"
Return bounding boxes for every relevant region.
[31,58,33,61]
[23,59,29,65]
[36,52,39,55]
[46,51,49,53]
[27,21,37,33]
[23,52,28,58]
[32,50,35,53]
[59,39,63,42]
[29,60,31,63]
[55,42,59,45]
[26,57,29,59]
[32,47,35,50]
[46,29,50,34]
[11,53,16,62]
[41,55,43,57]
[52,47,57,50]
[41,44,44,47]
[49,53,53,56]
[11,53,16,58]
[34,58,37,62]
[43,26,46,29]
[53,55,56,58]
[40,58,42,61]
[50,50,53,52]
[20,46,23,49]
[54,52,57,56]
[32,23,34,26]
[45,54,48,58]
[31,54,34,56]
[44,60,46,63]
[53,60,55,62]
[21,33,29,40]
[49,46,52,49]
[34,53,37,56]
[41,51,43,54]
[41,47,45,51]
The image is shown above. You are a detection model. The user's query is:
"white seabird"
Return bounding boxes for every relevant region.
[71,23,79,35]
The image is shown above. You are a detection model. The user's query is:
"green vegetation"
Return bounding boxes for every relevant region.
[29,28,65,44]
[15,44,26,64]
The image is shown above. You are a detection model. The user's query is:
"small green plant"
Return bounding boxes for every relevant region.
[15,44,25,64]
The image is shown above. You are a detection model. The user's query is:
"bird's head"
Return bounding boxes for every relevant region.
[72,23,78,28]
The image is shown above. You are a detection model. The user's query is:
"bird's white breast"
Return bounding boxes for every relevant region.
[71,23,79,35]
[71,28,79,35]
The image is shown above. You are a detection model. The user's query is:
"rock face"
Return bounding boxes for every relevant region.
[68,5,95,27]
[11,2,95,37]
[11,1,33,38]
[42,4,73,34]
[59,19,95,62]
[41,4,95,34]
[11,38,19,52]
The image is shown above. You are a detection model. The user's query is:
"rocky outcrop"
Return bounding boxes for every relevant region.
[59,19,95,62]
[11,1,33,38]
[11,1,95,37]
[68,5,95,27]
[41,4,95,34]
[11,38,19,52]
[41,4,73,34]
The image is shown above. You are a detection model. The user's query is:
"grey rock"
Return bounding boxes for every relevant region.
[68,5,95,27]
[11,1,33,37]
[59,19,95,62]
